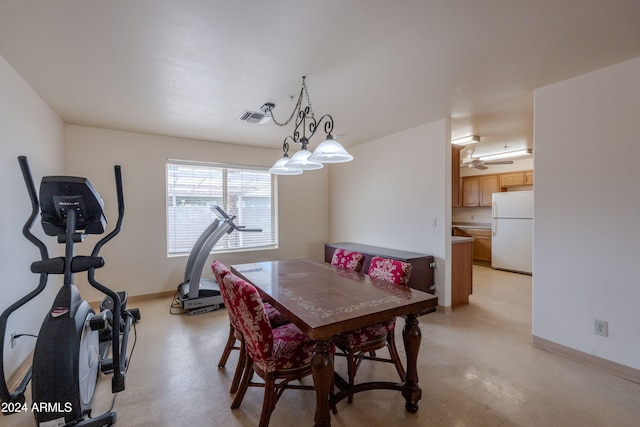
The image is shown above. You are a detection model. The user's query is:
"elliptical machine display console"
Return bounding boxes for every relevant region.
[0,156,140,426]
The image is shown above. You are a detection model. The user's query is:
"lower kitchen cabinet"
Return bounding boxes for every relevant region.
[452,237,473,306]
[467,228,492,264]
[453,227,492,264]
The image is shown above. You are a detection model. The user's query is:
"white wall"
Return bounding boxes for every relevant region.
[0,55,65,379]
[329,119,452,306]
[65,125,329,302]
[533,57,640,369]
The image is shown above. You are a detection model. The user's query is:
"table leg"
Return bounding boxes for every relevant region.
[402,314,422,413]
[311,339,333,427]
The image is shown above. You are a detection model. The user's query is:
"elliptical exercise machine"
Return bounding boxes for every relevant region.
[0,156,140,426]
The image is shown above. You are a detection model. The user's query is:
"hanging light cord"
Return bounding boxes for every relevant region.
[269,76,315,127]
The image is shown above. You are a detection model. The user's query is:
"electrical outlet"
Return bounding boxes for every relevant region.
[594,319,608,337]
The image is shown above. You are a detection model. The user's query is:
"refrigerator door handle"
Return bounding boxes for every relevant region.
[492,200,497,236]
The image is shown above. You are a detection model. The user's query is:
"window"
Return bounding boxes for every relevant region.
[166,160,277,256]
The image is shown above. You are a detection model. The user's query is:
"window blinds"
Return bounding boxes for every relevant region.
[166,161,277,255]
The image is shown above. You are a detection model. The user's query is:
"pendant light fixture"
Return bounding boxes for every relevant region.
[264,76,353,175]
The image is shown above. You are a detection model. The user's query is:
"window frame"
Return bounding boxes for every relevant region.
[166,159,278,257]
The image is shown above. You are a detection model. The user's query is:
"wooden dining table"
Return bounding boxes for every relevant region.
[231,258,439,427]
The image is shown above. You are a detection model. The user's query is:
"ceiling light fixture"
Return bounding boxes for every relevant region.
[263,76,353,175]
[451,135,480,146]
[479,148,532,161]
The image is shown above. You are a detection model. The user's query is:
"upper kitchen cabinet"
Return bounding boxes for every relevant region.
[462,176,480,206]
[524,170,534,185]
[499,170,534,189]
[462,175,499,206]
[452,145,463,207]
[480,175,499,206]
[459,170,535,207]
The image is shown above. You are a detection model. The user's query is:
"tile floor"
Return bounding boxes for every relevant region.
[5,265,640,426]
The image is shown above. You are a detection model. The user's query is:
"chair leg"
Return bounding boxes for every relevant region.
[386,329,406,382]
[230,338,246,394]
[218,323,237,368]
[231,360,254,409]
[258,374,277,427]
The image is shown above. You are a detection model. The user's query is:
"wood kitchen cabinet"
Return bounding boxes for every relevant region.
[499,170,534,189]
[452,145,463,207]
[462,177,480,206]
[462,175,498,206]
[451,237,473,306]
[524,170,534,185]
[480,175,499,206]
[460,170,534,204]
[466,228,492,264]
[453,227,492,264]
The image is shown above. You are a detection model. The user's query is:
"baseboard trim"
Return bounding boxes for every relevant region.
[127,290,177,303]
[532,335,640,384]
[7,351,33,393]
[89,290,177,309]
[438,305,452,314]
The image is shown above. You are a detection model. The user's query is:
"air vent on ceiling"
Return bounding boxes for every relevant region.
[239,110,270,124]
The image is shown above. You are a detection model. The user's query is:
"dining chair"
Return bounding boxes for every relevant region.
[222,273,325,427]
[212,260,289,393]
[330,248,365,272]
[332,256,412,403]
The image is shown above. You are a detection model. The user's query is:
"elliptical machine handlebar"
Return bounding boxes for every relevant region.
[84,164,130,393]
[17,156,50,261]
[91,165,123,257]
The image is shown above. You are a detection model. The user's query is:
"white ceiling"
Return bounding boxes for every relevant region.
[1,1,639,158]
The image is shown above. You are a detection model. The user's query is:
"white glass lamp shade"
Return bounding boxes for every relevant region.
[285,148,324,170]
[307,136,353,163]
[269,155,303,175]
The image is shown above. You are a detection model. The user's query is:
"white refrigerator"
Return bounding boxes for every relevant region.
[491,190,533,274]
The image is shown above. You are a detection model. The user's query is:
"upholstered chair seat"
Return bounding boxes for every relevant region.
[331,320,393,348]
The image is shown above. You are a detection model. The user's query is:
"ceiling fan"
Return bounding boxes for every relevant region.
[460,146,514,169]
[461,158,513,170]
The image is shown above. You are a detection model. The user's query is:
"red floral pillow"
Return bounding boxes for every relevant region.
[368,256,412,286]
[331,248,365,272]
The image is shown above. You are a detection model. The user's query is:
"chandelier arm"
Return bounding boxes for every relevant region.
[312,114,334,138]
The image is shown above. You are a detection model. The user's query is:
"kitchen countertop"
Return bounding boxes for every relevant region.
[452,222,492,229]
[452,236,474,244]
